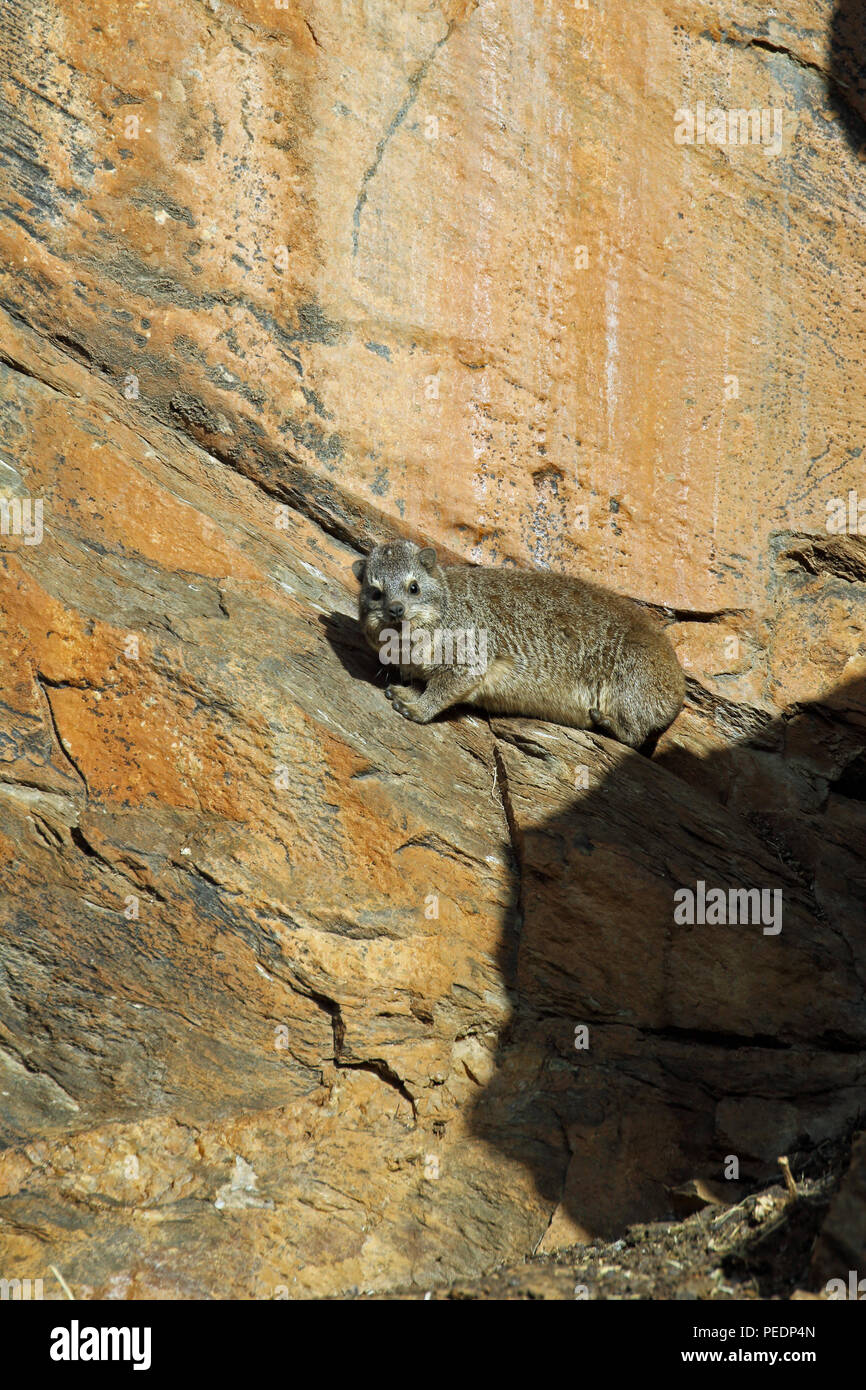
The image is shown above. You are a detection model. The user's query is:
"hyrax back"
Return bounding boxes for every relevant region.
[352,540,685,751]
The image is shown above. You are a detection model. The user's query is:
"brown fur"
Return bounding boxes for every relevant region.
[352,541,685,750]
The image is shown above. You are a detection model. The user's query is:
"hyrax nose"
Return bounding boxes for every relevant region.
[388,601,405,620]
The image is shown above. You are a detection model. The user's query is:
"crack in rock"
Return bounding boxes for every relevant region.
[713,29,863,128]
[352,19,456,256]
[35,675,90,797]
[281,973,417,1119]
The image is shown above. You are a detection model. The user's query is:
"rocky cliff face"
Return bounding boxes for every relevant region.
[0,0,864,1297]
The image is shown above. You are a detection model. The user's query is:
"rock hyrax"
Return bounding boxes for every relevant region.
[353,540,685,752]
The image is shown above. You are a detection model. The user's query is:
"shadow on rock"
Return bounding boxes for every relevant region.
[831,0,866,149]
[467,670,866,1246]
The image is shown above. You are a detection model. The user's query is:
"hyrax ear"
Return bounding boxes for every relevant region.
[351,558,366,581]
[417,547,437,572]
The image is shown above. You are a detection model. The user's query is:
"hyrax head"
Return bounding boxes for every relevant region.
[352,540,444,647]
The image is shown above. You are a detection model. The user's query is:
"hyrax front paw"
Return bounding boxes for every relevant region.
[389,692,428,722]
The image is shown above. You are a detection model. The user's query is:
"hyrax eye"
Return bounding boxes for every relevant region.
[368,586,383,600]
[408,581,420,595]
